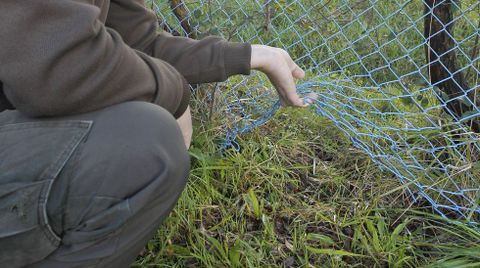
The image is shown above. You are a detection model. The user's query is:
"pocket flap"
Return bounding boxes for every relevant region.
[0,120,92,267]
[0,121,92,183]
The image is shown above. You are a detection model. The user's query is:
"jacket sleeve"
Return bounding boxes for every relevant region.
[0,0,189,118]
[105,0,252,84]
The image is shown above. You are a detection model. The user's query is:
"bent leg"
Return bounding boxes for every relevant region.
[12,102,191,267]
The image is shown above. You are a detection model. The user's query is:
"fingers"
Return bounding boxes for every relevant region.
[279,48,305,80]
[269,61,305,107]
[292,65,305,79]
[281,52,306,106]
[303,92,318,106]
[257,46,308,108]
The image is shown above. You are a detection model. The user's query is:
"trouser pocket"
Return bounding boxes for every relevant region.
[0,120,92,267]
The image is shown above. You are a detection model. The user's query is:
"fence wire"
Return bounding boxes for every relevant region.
[151,0,480,226]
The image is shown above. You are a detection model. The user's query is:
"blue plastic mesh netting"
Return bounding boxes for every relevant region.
[151,0,480,225]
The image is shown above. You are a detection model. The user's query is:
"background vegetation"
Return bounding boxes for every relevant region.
[136,0,480,266]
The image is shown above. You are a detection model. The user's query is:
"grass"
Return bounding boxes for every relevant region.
[133,99,480,267]
[136,0,480,266]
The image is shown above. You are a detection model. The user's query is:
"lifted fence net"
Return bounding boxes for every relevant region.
[151,0,480,226]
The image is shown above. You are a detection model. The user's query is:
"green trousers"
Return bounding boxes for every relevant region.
[0,102,190,267]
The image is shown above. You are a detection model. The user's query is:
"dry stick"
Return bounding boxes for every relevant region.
[169,0,197,39]
[149,1,181,36]
[227,12,259,41]
[208,83,219,121]
[462,4,479,132]
[465,5,480,80]
[424,0,480,133]
[161,24,182,37]
[264,0,272,31]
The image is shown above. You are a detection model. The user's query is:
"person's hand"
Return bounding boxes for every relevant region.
[177,45,307,149]
[176,106,192,149]
[250,44,306,107]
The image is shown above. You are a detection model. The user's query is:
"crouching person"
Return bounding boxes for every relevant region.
[0,0,305,266]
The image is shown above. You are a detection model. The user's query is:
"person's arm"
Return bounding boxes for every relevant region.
[175,44,307,149]
[106,0,306,107]
[105,0,252,84]
[0,0,189,118]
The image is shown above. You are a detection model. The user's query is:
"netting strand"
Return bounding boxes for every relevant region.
[151,0,480,227]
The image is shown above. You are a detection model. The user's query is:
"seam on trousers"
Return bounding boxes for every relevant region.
[62,136,87,233]
[40,121,94,245]
[63,122,104,232]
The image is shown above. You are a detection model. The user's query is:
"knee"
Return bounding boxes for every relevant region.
[99,102,191,215]
[80,101,191,195]
[45,102,190,248]
[112,101,191,178]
